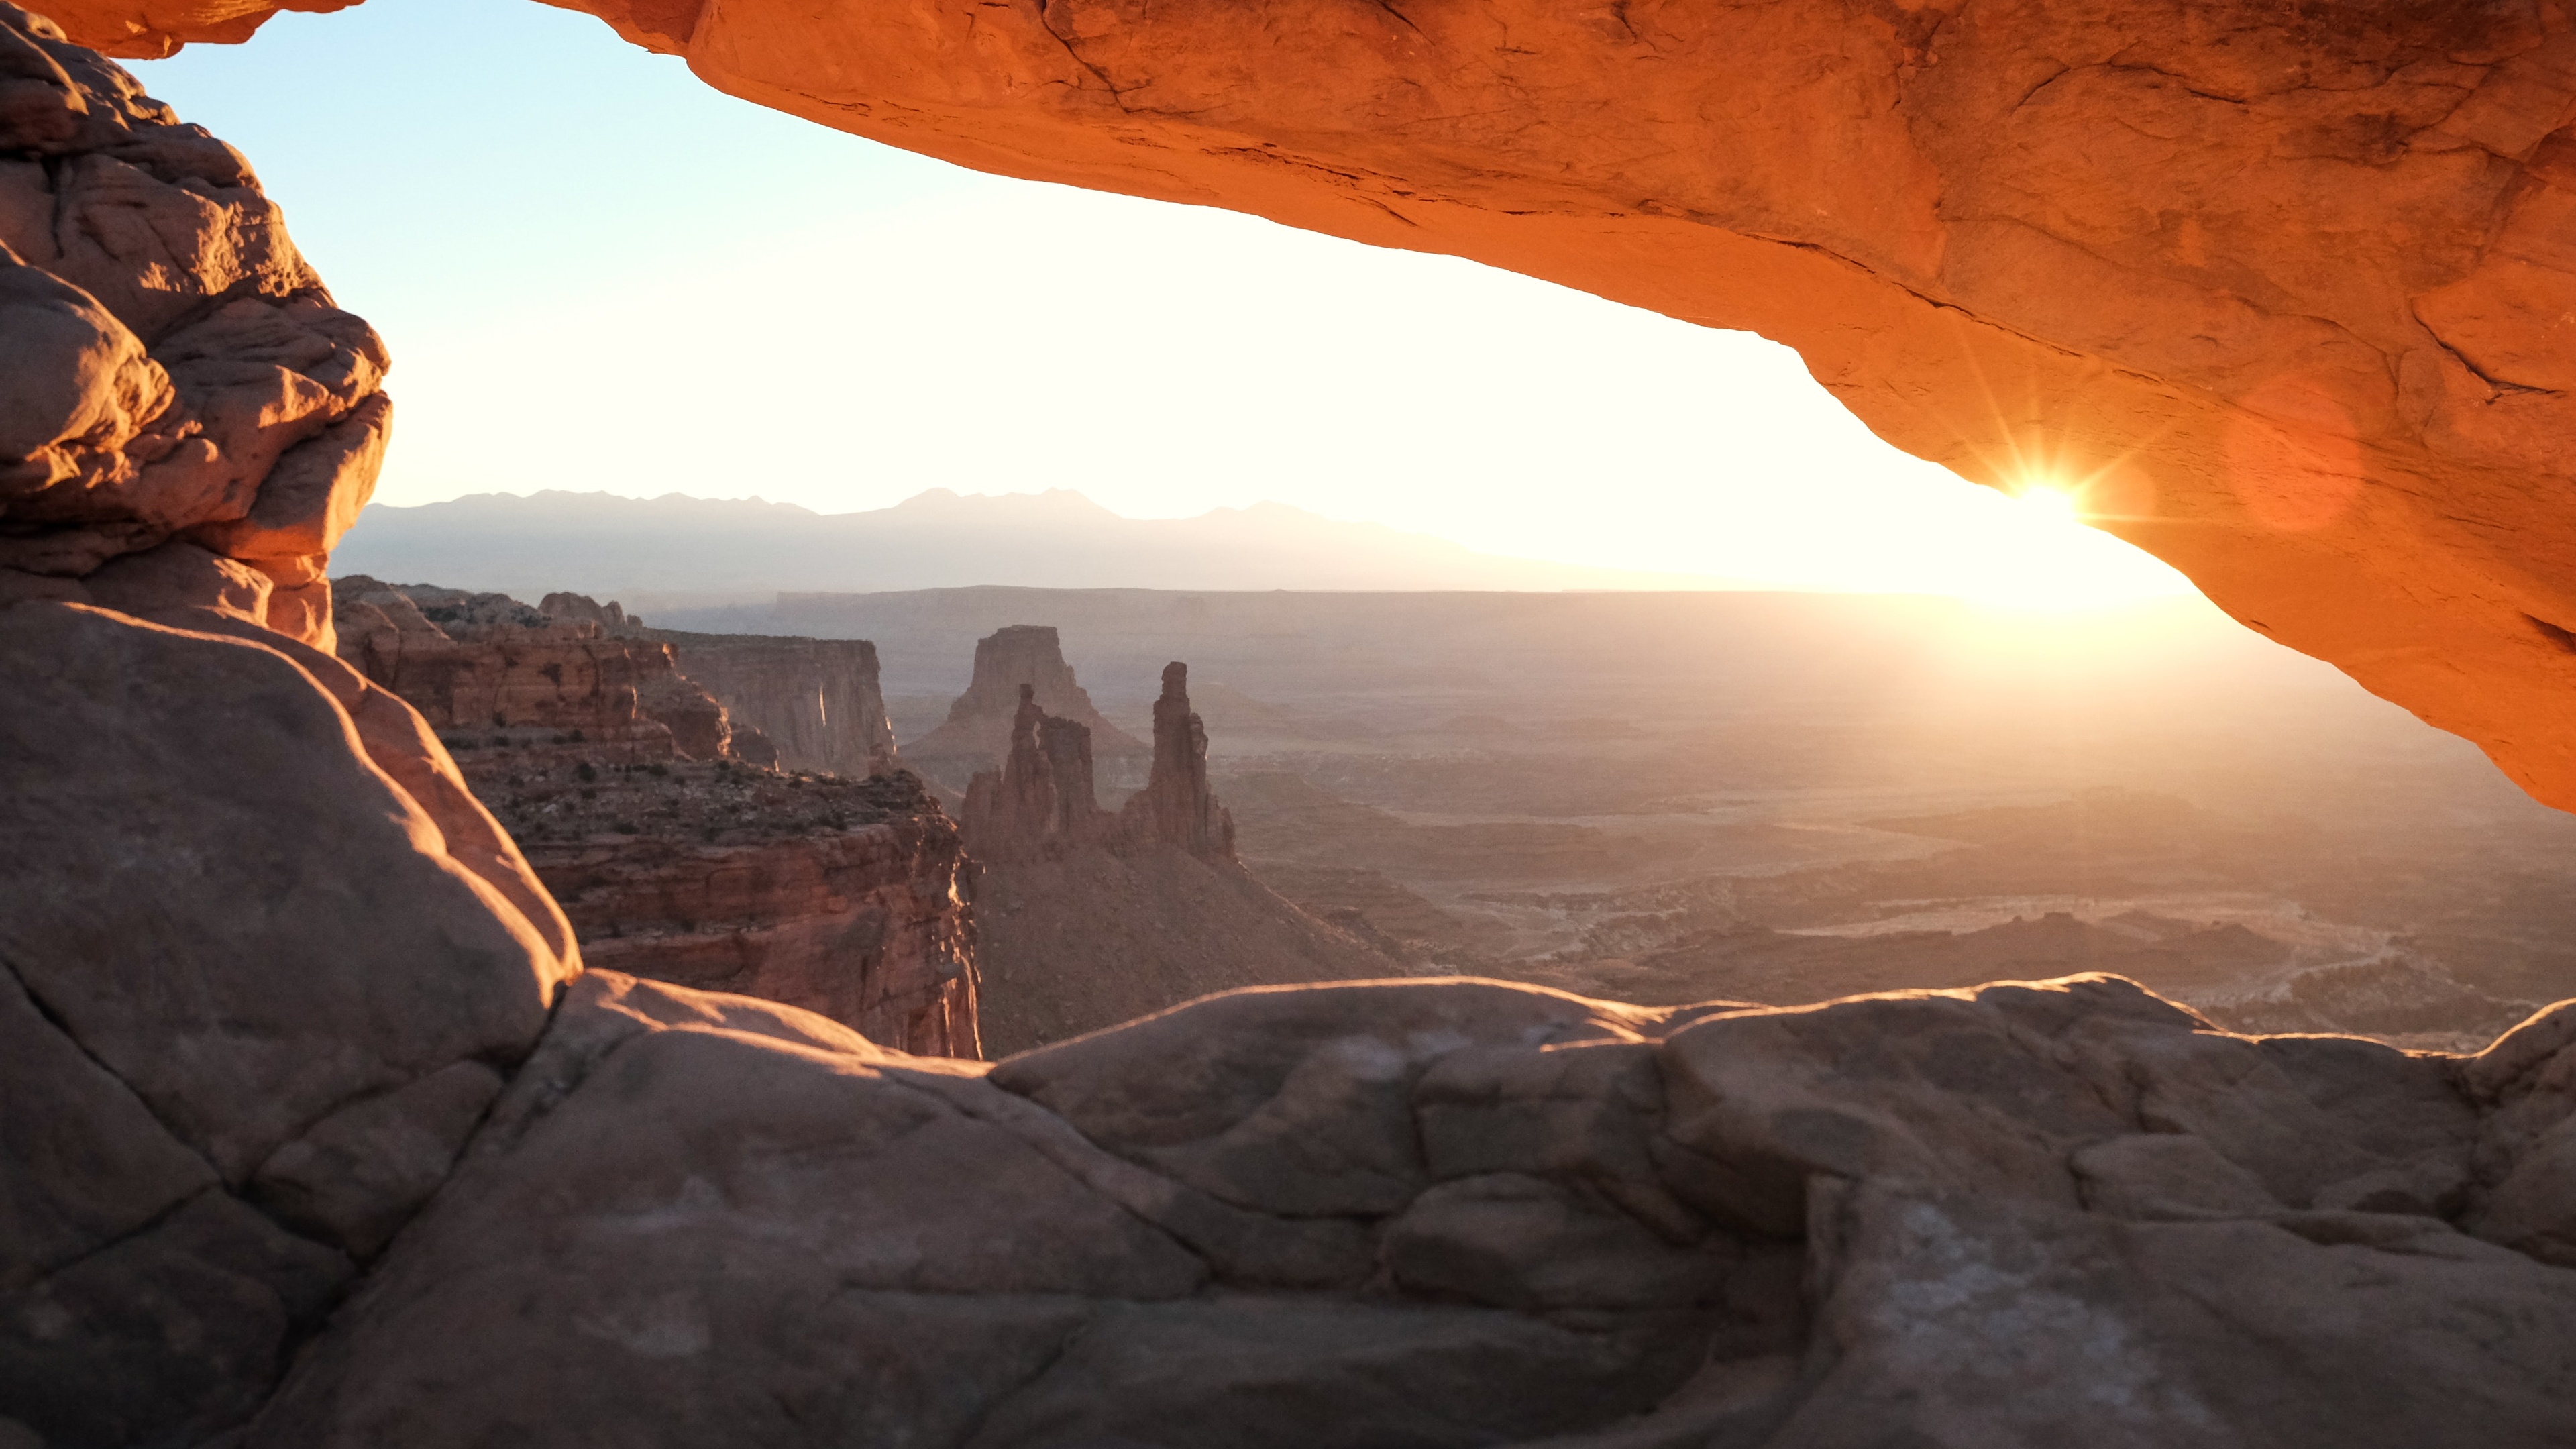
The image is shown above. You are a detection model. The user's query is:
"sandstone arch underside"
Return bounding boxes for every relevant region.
[52,0,2576,808]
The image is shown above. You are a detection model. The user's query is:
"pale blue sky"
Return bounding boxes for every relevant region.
[129,0,2192,602]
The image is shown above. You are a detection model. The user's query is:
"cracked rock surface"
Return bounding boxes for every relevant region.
[0,604,574,1448]
[7,601,2576,1447]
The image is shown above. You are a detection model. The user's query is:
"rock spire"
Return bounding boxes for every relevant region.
[1122,661,1236,860]
[960,661,1234,865]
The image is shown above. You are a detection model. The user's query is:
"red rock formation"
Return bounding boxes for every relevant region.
[494,763,980,1057]
[331,577,762,762]
[0,4,386,651]
[202,964,2576,1447]
[963,664,1237,863]
[1118,660,1235,859]
[960,682,1106,859]
[523,594,876,771]
[537,590,645,637]
[959,658,1389,1051]
[50,0,2576,808]
[907,623,1145,789]
[330,578,978,1051]
[24,13,2576,1446]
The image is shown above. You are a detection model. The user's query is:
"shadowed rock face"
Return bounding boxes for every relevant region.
[963,661,1233,864]
[961,683,1099,858]
[541,589,900,776]
[0,604,572,1447]
[46,0,2576,809]
[525,767,982,1059]
[1122,660,1234,858]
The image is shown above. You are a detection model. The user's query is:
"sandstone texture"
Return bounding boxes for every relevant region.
[66,949,2576,1448]
[46,0,2576,811]
[0,2,384,650]
[908,624,1146,791]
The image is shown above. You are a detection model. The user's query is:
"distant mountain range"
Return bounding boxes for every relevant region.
[329,488,1758,603]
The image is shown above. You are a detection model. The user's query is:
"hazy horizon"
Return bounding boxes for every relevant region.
[338,483,2196,609]
[133,0,2193,607]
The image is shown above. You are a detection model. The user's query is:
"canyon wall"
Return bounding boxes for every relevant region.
[332,576,742,761]
[334,580,979,1055]
[533,591,898,774]
[655,628,899,777]
[48,0,2576,810]
[485,758,979,1057]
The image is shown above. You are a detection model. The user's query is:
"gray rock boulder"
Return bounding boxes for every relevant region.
[228,968,2576,1449]
[0,603,569,1447]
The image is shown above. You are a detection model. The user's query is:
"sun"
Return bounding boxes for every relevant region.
[2012,486,2082,527]
[1953,480,2196,612]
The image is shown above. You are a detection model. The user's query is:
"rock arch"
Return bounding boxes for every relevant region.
[42,0,2576,810]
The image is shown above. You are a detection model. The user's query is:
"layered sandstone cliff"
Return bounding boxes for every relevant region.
[331,576,745,761]
[653,627,899,777]
[482,757,978,1057]
[330,580,979,1053]
[50,0,2576,812]
[529,590,898,773]
[533,590,897,774]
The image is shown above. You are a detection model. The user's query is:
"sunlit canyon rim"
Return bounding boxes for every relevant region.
[8,3,2576,1446]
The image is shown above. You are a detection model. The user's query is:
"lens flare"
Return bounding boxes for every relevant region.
[2014,486,2082,525]
[1951,479,2192,612]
